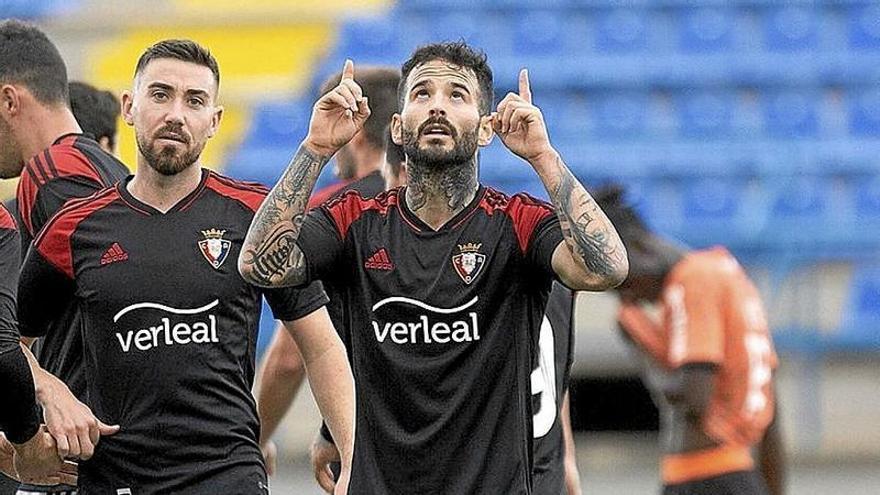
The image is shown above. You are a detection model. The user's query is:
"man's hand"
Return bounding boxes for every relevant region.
[493,68,553,163]
[310,433,340,493]
[38,374,118,460]
[304,59,371,158]
[261,439,277,477]
[11,426,77,486]
[0,433,18,480]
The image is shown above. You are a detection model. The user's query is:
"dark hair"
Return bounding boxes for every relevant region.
[320,66,400,150]
[134,39,219,88]
[592,184,648,243]
[0,20,69,105]
[384,127,405,178]
[69,81,120,148]
[399,41,494,116]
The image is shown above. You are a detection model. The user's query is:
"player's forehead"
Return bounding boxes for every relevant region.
[136,58,217,99]
[406,59,480,94]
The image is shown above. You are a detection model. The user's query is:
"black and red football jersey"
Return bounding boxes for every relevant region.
[531,282,575,495]
[17,170,327,494]
[15,133,129,403]
[297,185,564,494]
[0,203,19,353]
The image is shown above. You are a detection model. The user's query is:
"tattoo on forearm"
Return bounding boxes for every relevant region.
[551,158,625,278]
[241,146,327,286]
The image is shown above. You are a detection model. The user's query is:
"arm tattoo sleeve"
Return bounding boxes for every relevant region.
[240,146,327,287]
[549,157,627,281]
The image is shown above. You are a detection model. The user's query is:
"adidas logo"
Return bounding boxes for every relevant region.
[365,248,393,271]
[101,242,129,266]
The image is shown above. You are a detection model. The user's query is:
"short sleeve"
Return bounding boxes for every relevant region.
[527,215,563,277]
[664,267,725,368]
[264,280,329,322]
[296,207,346,283]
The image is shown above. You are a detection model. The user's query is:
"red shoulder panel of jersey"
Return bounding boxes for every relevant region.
[324,188,398,239]
[204,172,270,212]
[480,188,555,253]
[35,188,119,279]
[0,203,16,230]
[17,142,104,235]
[308,180,351,210]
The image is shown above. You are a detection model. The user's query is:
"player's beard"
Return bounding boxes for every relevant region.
[402,116,478,172]
[136,126,204,176]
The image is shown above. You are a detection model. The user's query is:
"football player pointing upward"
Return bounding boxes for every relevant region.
[241,43,626,494]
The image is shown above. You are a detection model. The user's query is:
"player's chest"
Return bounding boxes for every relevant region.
[351,219,524,296]
[73,212,251,305]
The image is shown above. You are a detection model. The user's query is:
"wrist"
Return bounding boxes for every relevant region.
[528,146,559,174]
[302,137,336,160]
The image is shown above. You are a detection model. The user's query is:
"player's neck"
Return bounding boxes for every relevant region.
[18,106,81,162]
[405,157,478,230]
[128,162,203,213]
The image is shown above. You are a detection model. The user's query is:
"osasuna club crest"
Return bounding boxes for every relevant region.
[198,228,231,269]
[452,242,486,285]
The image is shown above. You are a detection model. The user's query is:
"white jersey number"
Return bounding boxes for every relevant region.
[531,316,557,438]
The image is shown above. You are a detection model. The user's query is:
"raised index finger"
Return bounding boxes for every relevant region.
[342,59,355,82]
[518,68,531,104]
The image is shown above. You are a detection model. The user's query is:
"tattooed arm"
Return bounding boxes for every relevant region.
[239,59,371,288]
[494,69,627,290]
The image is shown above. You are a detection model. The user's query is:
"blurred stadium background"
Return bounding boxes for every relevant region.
[2,0,878,492]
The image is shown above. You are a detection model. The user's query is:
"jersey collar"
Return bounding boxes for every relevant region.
[117,168,209,216]
[397,184,487,233]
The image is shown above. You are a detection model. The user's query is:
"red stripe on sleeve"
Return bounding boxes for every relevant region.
[308,181,350,210]
[482,189,555,254]
[0,204,16,230]
[35,189,118,279]
[46,143,103,182]
[204,172,270,212]
[324,189,397,239]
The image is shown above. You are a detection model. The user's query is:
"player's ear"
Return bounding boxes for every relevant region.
[121,90,135,126]
[477,113,494,147]
[0,85,21,120]
[208,105,223,138]
[390,114,403,146]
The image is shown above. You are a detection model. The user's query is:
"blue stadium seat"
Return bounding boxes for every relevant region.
[244,100,312,146]
[833,263,880,350]
[595,9,648,53]
[0,0,78,18]
[764,6,819,51]
[677,91,735,138]
[848,4,880,49]
[763,91,819,138]
[854,175,880,221]
[682,178,743,221]
[593,92,649,138]
[335,15,406,61]
[224,146,297,188]
[513,11,566,56]
[678,7,735,52]
[539,92,591,141]
[848,90,880,136]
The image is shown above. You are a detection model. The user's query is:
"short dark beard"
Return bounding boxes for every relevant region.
[136,132,203,176]
[401,116,478,172]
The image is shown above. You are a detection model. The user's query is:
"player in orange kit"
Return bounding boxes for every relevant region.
[595,185,785,495]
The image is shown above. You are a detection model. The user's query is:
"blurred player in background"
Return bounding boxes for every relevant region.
[255,65,399,486]
[68,81,120,156]
[17,39,354,494]
[596,185,785,495]
[239,42,627,493]
[307,66,400,208]
[0,19,128,495]
[0,203,74,490]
